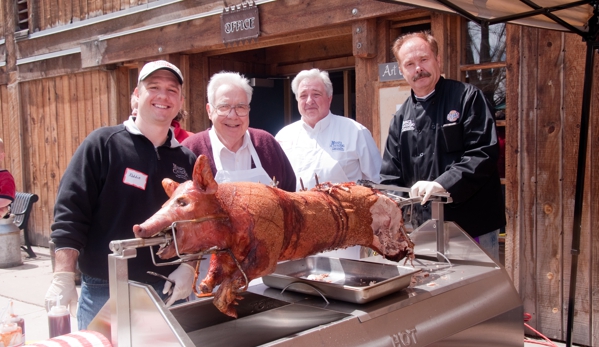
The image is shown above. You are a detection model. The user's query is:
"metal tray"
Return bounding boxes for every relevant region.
[262,256,421,304]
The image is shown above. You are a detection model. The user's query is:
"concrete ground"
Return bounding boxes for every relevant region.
[0,246,578,346]
[0,246,78,343]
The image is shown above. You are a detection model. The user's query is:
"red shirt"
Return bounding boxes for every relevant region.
[171,120,194,143]
[0,170,16,201]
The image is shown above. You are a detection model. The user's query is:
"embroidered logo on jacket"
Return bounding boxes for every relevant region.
[330,141,345,151]
[173,164,189,180]
[402,120,416,132]
[447,110,460,122]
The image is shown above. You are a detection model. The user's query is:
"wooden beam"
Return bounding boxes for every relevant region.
[204,26,352,58]
[343,70,350,118]
[352,19,377,58]
[283,78,292,125]
[80,0,411,67]
[16,1,222,59]
[275,56,356,76]
[355,55,378,138]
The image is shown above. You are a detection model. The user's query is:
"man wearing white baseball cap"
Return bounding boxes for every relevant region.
[46,60,197,330]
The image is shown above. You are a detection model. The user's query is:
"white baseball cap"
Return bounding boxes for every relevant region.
[138,60,184,85]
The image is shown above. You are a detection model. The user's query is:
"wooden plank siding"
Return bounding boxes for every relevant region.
[506,24,599,345]
[0,85,22,193]
[14,69,125,245]
[26,0,163,31]
[562,28,591,344]
[591,47,599,345]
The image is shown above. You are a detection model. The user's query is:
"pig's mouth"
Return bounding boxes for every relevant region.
[150,214,230,258]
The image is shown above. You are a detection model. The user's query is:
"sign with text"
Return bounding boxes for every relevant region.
[379,62,404,82]
[221,2,260,45]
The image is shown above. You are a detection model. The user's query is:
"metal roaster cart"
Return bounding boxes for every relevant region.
[89,186,523,346]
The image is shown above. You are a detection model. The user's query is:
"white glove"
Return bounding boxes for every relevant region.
[45,272,78,317]
[163,263,195,307]
[410,181,446,205]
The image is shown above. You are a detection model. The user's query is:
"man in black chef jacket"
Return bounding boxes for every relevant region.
[381,31,505,260]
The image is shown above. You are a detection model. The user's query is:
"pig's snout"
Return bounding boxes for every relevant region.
[132,223,165,238]
[132,224,144,237]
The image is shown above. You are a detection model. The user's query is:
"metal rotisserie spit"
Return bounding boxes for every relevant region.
[89,190,523,347]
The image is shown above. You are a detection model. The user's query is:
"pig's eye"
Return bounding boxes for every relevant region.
[176,198,188,207]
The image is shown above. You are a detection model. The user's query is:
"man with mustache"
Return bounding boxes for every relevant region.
[380,32,505,260]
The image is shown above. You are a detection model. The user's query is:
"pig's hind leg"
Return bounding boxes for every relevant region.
[213,276,246,318]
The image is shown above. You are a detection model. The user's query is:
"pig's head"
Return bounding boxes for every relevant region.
[133,155,230,259]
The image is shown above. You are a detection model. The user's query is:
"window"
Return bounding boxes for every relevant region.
[462,21,506,180]
[15,0,29,31]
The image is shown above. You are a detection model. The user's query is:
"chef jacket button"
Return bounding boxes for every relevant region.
[419,153,424,157]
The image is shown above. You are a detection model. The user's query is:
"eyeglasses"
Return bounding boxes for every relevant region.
[213,104,251,117]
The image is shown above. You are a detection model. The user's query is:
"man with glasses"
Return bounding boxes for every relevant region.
[182,71,296,192]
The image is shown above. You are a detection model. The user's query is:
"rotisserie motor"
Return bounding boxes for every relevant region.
[133,155,413,317]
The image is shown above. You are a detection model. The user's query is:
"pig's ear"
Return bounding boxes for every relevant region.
[162,178,180,198]
[193,155,218,194]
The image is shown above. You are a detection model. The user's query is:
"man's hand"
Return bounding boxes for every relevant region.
[163,263,195,307]
[410,181,446,204]
[45,272,78,317]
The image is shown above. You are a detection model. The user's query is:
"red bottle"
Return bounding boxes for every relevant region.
[47,297,71,338]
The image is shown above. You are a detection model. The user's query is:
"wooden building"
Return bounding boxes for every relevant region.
[0,0,597,345]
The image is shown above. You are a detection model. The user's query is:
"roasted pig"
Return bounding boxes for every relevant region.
[133,155,413,317]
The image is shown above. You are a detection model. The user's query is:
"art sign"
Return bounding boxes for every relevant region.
[379,62,404,82]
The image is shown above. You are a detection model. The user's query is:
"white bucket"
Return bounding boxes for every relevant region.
[0,215,23,268]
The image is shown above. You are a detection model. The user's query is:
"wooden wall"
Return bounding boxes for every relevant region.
[29,0,159,30]
[12,69,125,245]
[505,24,599,346]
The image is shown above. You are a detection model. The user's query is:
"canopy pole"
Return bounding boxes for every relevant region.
[565,8,598,343]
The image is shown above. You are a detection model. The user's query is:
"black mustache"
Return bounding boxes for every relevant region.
[413,71,432,81]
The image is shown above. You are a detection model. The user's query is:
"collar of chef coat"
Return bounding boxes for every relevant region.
[301,111,333,134]
[209,127,252,171]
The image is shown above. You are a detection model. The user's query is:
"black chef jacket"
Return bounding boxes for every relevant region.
[381,77,505,238]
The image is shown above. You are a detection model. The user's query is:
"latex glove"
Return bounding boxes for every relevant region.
[410,181,446,205]
[163,263,195,307]
[45,272,78,317]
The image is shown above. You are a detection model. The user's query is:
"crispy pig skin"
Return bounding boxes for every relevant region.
[133,155,414,318]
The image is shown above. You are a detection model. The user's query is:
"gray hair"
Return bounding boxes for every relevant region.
[207,72,253,106]
[291,69,334,98]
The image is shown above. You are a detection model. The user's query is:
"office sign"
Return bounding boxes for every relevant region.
[221,1,260,45]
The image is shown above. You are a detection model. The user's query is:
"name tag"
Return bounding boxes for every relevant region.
[123,168,148,190]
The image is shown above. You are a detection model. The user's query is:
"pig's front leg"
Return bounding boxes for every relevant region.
[199,253,236,294]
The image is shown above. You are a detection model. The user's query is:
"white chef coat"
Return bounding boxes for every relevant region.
[275,113,382,260]
[275,112,381,191]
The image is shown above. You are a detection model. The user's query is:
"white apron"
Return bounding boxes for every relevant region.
[211,132,273,186]
[203,133,272,286]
